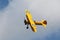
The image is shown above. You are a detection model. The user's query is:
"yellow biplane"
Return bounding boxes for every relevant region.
[24,9,47,32]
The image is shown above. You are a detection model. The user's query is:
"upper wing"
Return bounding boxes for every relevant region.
[25,9,37,32]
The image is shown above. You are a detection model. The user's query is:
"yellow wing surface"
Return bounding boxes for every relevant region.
[25,9,37,32]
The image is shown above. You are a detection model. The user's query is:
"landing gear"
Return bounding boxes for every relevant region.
[24,19,29,29]
[26,24,29,29]
[26,26,29,29]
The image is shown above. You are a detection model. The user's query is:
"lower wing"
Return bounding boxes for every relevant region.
[25,9,37,32]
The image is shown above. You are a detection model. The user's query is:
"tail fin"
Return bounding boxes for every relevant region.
[41,20,47,28]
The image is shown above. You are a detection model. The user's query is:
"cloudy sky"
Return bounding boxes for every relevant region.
[0,0,60,40]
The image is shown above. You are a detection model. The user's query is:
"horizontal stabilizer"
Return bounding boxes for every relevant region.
[40,20,47,28]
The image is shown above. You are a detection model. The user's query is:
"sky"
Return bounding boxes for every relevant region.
[0,0,60,40]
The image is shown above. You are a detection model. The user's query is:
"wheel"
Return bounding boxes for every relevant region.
[26,26,29,29]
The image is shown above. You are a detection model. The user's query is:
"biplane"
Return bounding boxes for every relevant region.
[24,9,47,32]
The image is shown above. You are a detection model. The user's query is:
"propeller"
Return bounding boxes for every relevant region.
[24,17,26,25]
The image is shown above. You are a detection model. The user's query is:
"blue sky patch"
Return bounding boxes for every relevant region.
[45,30,60,40]
[0,0,9,10]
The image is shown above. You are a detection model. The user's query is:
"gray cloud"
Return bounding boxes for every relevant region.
[0,0,60,40]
